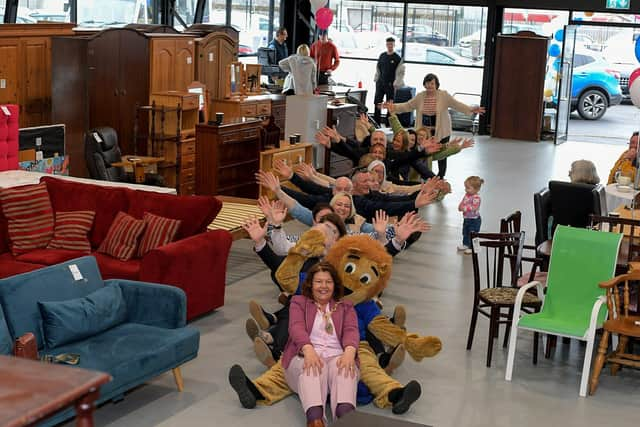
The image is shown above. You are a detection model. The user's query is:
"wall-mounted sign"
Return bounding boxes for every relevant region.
[606,0,630,10]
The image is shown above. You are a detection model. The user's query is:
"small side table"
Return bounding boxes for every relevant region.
[0,355,111,427]
[111,156,165,183]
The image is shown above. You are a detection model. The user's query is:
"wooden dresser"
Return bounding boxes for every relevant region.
[259,142,313,197]
[211,95,273,120]
[149,91,199,195]
[195,118,262,198]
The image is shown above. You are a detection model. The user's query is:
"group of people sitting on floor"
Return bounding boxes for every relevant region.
[227,73,489,426]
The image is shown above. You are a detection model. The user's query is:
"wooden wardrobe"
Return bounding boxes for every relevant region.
[491,32,548,141]
[52,29,196,175]
[0,23,75,127]
[185,25,239,101]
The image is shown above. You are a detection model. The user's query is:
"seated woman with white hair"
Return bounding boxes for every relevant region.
[569,159,600,185]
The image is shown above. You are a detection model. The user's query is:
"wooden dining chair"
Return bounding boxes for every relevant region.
[589,214,640,275]
[467,232,542,367]
[589,271,640,395]
[500,211,546,287]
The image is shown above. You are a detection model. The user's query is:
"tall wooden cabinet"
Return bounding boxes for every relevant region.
[0,24,75,127]
[52,29,196,175]
[491,32,548,141]
[195,118,262,198]
[185,25,239,101]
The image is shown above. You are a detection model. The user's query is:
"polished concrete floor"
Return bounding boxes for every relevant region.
[85,137,640,427]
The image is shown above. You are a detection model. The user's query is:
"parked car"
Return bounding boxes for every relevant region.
[450,93,480,133]
[602,29,639,103]
[403,43,473,65]
[458,23,543,59]
[570,50,622,120]
[396,24,448,46]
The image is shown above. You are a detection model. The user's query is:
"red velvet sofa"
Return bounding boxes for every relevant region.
[0,176,233,320]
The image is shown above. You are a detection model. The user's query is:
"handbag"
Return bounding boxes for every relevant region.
[13,333,38,360]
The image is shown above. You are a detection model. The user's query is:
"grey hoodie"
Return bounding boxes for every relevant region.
[278,54,317,96]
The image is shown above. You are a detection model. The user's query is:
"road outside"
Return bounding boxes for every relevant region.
[568,103,640,145]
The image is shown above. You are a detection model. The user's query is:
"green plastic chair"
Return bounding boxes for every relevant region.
[504,225,622,397]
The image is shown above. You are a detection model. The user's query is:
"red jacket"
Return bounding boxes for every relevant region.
[310,40,340,72]
[282,295,360,369]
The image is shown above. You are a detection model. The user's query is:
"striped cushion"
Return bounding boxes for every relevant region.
[137,212,181,257]
[47,211,96,253]
[97,212,146,261]
[0,182,54,255]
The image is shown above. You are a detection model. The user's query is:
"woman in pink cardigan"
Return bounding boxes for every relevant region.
[282,261,360,427]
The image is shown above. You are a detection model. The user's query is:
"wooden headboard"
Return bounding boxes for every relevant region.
[0,105,19,171]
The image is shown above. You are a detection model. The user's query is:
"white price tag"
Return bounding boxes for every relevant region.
[0,105,9,116]
[208,52,214,62]
[35,151,43,161]
[0,79,5,89]
[187,56,192,65]
[68,264,84,281]
[472,237,480,254]
[93,132,103,143]
[35,137,42,146]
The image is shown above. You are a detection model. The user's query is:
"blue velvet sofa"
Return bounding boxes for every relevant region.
[0,256,200,426]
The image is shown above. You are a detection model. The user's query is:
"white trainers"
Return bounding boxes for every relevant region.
[464,248,472,255]
[457,245,469,251]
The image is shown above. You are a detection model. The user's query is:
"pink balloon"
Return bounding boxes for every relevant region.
[629,67,640,90]
[315,7,333,30]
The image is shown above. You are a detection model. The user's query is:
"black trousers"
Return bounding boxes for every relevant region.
[318,72,329,86]
[373,81,394,125]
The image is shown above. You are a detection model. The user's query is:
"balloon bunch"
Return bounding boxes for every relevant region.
[310,0,333,30]
[630,38,640,108]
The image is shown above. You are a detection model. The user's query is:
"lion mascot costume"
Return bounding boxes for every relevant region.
[229,232,442,413]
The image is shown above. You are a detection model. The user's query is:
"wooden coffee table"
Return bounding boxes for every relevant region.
[0,355,111,427]
[110,155,164,183]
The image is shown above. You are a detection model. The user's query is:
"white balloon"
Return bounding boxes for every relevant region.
[310,0,326,13]
[630,79,640,108]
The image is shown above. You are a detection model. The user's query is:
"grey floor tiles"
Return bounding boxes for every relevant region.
[79,137,640,427]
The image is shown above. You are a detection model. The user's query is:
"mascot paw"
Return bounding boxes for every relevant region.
[288,229,326,258]
[404,334,442,362]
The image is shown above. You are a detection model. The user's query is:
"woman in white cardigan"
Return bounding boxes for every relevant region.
[391,73,484,178]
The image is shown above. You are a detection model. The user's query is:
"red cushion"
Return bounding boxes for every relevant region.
[137,212,181,257]
[40,177,129,248]
[126,190,221,240]
[97,212,146,261]
[0,104,19,171]
[92,252,140,280]
[47,211,95,254]
[0,182,54,255]
[14,248,86,266]
[0,253,44,278]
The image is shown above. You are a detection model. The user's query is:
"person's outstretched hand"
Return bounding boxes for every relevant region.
[395,211,431,243]
[372,209,389,238]
[273,158,293,179]
[421,136,442,154]
[271,200,288,225]
[242,216,267,246]
[255,170,281,192]
[471,106,486,115]
[295,162,317,180]
[315,131,331,148]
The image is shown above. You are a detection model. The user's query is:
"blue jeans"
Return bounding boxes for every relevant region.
[462,217,481,248]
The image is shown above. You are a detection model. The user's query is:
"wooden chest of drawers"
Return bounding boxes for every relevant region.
[211,95,273,120]
[259,142,314,197]
[195,118,262,198]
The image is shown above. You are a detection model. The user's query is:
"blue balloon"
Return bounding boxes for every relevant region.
[553,58,561,71]
[635,37,640,63]
[574,17,583,21]
[555,29,564,42]
[548,44,561,57]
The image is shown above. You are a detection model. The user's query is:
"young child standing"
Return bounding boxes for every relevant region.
[458,176,484,254]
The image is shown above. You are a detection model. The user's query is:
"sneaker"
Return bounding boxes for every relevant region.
[254,337,276,368]
[245,318,274,344]
[228,365,257,409]
[464,248,472,255]
[457,245,469,251]
[392,380,422,414]
[249,300,272,330]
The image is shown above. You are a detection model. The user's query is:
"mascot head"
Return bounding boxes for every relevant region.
[325,235,392,305]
